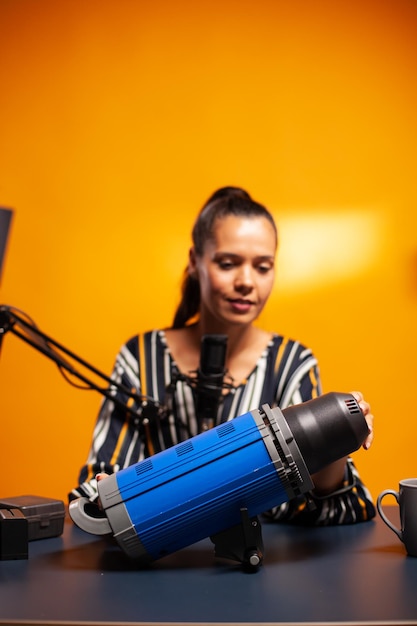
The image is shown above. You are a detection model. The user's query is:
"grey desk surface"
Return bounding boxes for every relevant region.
[0,506,416,626]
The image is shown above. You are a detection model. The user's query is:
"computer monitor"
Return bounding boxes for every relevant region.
[0,207,13,284]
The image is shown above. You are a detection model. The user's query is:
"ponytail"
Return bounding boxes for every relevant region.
[172,271,200,329]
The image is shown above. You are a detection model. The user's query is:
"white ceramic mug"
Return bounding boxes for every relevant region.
[377,478,417,557]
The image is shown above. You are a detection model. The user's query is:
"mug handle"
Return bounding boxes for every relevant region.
[376,489,403,541]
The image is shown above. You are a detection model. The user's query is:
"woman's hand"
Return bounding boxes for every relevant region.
[95,473,110,509]
[311,390,374,495]
[350,390,374,450]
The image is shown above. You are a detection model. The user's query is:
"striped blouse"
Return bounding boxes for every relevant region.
[70,329,375,525]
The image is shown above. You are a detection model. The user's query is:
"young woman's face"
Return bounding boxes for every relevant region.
[191,215,277,328]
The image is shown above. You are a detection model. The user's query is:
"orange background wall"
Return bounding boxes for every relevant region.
[0,0,416,504]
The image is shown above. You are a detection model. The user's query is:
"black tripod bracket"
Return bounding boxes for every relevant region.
[210,508,264,571]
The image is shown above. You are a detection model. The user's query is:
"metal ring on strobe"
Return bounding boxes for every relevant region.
[97,472,150,561]
[250,405,313,499]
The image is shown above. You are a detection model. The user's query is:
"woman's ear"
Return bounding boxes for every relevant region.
[187,246,198,277]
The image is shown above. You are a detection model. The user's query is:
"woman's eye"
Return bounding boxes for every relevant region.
[218,260,234,270]
[257,264,273,274]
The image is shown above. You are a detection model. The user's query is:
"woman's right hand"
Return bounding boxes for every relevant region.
[96,472,110,482]
[96,472,110,509]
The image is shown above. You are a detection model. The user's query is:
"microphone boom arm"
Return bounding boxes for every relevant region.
[0,305,162,420]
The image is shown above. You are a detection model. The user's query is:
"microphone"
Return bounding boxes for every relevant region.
[195,334,228,432]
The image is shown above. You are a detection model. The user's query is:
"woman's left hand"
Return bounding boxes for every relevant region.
[350,391,374,450]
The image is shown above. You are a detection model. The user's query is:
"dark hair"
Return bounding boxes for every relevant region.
[172,186,277,328]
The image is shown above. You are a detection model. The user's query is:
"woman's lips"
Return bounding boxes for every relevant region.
[228,298,254,313]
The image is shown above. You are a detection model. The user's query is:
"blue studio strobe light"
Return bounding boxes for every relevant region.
[70,392,369,568]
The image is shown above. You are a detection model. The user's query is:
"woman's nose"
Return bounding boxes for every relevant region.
[234,266,254,293]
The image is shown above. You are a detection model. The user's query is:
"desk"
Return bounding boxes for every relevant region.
[0,507,416,625]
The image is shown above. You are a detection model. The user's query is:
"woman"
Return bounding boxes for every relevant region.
[70,186,375,525]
